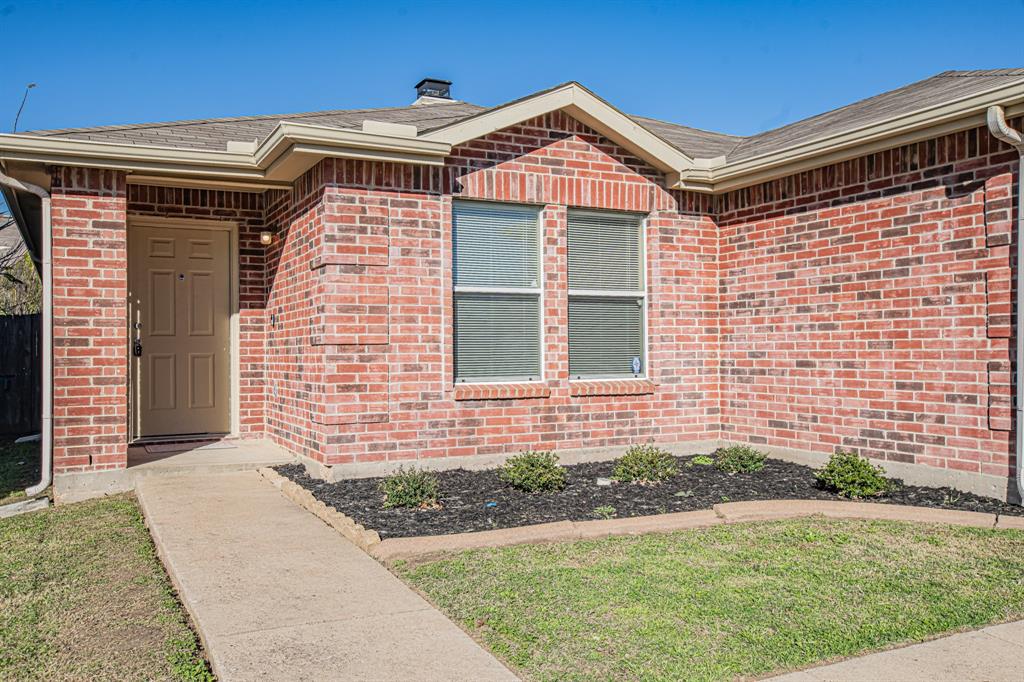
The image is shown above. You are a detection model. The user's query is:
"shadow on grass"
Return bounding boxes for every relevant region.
[0,440,41,504]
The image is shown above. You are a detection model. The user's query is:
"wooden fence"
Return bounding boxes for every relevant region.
[0,314,41,436]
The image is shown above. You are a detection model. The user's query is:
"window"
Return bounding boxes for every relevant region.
[568,210,646,379]
[453,201,542,382]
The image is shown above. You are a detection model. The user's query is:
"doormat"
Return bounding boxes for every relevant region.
[144,441,238,454]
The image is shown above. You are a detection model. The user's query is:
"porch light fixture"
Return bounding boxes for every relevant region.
[259,231,274,246]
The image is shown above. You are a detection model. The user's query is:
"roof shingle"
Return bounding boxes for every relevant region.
[19,69,1024,163]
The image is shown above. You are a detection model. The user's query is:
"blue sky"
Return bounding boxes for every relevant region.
[1,1,1022,141]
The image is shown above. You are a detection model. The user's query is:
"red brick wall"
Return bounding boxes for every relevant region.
[48,111,1021,492]
[262,175,327,457]
[127,186,268,436]
[261,112,721,466]
[50,168,128,473]
[716,121,1021,480]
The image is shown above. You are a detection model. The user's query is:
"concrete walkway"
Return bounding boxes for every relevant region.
[769,620,1024,681]
[136,471,516,681]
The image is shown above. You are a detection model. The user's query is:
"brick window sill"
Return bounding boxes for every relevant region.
[452,383,552,401]
[570,379,656,397]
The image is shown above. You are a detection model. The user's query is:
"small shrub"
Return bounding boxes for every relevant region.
[592,505,617,520]
[380,466,440,508]
[714,444,766,474]
[688,455,715,467]
[815,451,893,498]
[499,451,567,493]
[612,444,678,484]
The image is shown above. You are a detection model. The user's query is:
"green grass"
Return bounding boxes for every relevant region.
[0,440,41,505]
[0,495,213,681]
[399,518,1024,681]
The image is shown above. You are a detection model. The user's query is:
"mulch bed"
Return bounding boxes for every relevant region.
[274,455,1024,539]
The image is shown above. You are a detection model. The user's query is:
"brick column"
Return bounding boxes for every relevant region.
[310,184,391,462]
[50,167,128,473]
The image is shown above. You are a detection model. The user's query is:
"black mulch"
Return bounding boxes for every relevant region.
[274,456,1024,539]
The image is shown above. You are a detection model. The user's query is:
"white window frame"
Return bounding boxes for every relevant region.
[453,200,545,384]
[567,211,648,381]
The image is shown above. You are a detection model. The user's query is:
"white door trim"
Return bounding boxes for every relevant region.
[126,215,241,439]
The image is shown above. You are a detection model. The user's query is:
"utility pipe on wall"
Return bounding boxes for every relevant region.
[986,105,1024,505]
[0,166,52,496]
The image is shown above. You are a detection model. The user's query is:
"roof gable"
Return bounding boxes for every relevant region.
[420,82,694,174]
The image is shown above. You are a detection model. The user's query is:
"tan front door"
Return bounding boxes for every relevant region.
[128,224,231,438]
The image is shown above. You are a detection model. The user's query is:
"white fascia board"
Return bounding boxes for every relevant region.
[0,123,453,185]
[0,133,254,169]
[674,80,1024,193]
[255,122,451,180]
[420,83,694,174]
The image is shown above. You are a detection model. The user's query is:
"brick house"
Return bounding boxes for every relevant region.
[1,70,1022,503]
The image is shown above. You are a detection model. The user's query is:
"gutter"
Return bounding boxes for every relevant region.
[986,105,1024,505]
[0,166,51,497]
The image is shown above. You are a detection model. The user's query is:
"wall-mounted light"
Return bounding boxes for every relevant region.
[259,231,274,246]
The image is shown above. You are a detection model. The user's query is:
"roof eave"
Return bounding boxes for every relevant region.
[3,77,1023,196]
[672,79,1024,194]
[0,122,455,187]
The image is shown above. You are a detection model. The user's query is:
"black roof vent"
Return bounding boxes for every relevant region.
[415,78,452,100]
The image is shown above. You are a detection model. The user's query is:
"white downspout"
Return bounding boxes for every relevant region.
[986,105,1024,505]
[0,167,52,497]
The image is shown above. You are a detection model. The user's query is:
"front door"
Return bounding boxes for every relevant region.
[128,224,231,438]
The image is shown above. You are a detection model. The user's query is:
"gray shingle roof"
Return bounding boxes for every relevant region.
[24,101,487,152]
[18,69,1024,163]
[725,69,1024,162]
[630,116,743,158]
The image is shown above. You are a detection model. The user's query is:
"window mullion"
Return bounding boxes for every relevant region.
[456,285,541,296]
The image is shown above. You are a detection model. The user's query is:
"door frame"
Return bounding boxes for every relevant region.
[126,215,241,441]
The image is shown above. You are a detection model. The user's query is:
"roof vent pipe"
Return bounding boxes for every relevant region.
[414,78,452,102]
[986,105,1024,506]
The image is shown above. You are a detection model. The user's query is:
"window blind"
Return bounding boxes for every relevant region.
[452,201,541,382]
[454,202,539,289]
[568,210,641,291]
[567,210,645,378]
[454,293,541,381]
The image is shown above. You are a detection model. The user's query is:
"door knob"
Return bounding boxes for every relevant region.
[133,339,143,357]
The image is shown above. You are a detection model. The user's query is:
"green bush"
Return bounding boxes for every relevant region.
[592,505,617,520]
[815,451,894,498]
[688,455,715,467]
[612,444,678,484]
[714,444,767,474]
[379,466,440,508]
[499,451,567,493]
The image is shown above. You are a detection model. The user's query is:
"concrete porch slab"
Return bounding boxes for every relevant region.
[128,439,293,475]
[54,439,295,504]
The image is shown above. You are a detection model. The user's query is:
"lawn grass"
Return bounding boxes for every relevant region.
[0,439,41,505]
[399,518,1024,681]
[0,495,213,681]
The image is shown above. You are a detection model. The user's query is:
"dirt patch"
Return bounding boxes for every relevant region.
[275,455,1024,539]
